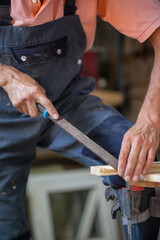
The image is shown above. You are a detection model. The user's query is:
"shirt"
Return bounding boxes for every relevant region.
[10,0,160,51]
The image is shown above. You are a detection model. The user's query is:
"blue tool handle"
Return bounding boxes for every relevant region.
[36,103,49,119]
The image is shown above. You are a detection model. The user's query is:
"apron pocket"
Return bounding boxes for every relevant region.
[10,37,67,66]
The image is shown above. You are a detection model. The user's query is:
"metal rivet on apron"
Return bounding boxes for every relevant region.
[21,56,27,62]
[32,0,37,3]
[57,49,62,55]
[77,59,82,65]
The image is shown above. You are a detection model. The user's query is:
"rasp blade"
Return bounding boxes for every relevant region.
[49,116,118,170]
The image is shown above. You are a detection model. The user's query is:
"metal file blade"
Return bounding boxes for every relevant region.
[37,103,118,170]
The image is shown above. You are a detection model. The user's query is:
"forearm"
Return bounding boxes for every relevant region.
[118,27,160,181]
[137,28,160,128]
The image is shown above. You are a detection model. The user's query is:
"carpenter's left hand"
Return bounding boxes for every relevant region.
[118,118,160,182]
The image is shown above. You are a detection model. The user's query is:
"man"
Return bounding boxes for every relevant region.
[0,0,160,239]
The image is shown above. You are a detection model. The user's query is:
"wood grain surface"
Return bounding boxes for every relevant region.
[90,162,160,188]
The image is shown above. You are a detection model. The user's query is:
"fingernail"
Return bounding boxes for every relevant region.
[133,176,139,182]
[140,174,145,181]
[119,171,123,177]
[53,113,59,120]
[125,176,130,182]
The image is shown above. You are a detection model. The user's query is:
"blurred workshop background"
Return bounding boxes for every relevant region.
[27,17,154,240]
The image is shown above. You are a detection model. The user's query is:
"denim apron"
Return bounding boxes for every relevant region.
[0,1,159,240]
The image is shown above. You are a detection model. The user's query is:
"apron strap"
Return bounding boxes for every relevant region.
[0,0,10,4]
[64,0,77,16]
[0,0,11,26]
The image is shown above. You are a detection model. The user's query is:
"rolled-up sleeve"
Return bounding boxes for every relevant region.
[98,0,160,42]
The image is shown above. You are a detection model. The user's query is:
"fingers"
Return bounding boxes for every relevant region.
[12,87,59,118]
[117,118,160,183]
[118,135,131,177]
[16,106,24,113]
[15,96,59,119]
[132,146,148,182]
[26,100,39,117]
[38,95,59,120]
[16,104,29,115]
[143,148,155,174]
[118,136,157,182]
[15,100,38,117]
[123,137,141,182]
[5,69,59,119]
[21,103,29,116]
[16,98,59,119]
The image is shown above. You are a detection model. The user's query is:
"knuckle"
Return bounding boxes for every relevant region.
[32,86,39,94]
[125,168,132,175]
[43,99,51,106]
[13,100,23,107]
[145,161,153,170]
[150,145,156,151]
[41,87,46,94]
[139,158,145,164]
[135,136,142,145]
[148,156,154,163]
[23,94,30,101]
[129,157,136,164]
[119,151,127,160]
[145,139,150,146]
[123,134,131,143]
[19,99,25,105]
[145,163,152,171]
[50,108,56,114]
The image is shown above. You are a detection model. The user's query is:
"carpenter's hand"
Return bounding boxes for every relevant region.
[118,119,160,182]
[1,65,59,118]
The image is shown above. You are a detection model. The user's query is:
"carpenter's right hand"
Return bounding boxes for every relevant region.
[1,64,59,118]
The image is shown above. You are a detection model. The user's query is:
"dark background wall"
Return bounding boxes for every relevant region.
[93,17,154,123]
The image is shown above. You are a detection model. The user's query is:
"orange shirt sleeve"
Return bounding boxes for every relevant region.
[98,0,160,42]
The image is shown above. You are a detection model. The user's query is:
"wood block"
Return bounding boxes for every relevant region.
[90,162,160,188]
